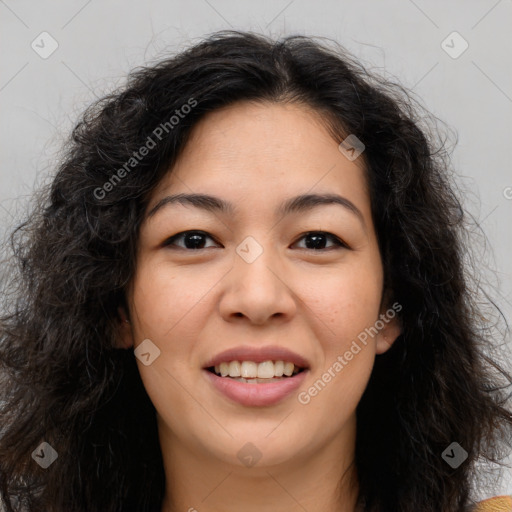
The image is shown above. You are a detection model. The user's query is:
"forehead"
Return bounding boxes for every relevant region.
[149,101,370,219]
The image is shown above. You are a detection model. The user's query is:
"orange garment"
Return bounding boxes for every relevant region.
[472,496,512,511]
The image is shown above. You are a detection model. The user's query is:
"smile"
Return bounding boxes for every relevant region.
[209,360,304,380]
[204,361,308,407]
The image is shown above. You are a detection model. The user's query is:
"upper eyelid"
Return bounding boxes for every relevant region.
[165,231,218,247]
[164,230,348,249]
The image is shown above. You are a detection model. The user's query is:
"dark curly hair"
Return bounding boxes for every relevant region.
[1,30,511,512]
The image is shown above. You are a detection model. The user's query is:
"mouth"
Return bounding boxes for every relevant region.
[206,360,306,383]
[203,358,309,407]
[202,346,310,406]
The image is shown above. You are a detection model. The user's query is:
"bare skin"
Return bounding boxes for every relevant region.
[117,101,401,512]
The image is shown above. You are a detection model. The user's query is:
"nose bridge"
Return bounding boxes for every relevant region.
[220,233,295,323]
[234,233,282,291]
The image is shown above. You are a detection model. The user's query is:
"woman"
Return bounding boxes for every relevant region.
[0,30,511,512]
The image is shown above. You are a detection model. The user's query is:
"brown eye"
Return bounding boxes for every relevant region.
[163,231,219,250]
[292,232,348,251]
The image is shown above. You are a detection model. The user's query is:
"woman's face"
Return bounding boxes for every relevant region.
[121,101,400,470]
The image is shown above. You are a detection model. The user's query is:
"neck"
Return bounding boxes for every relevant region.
[159,415,361,512]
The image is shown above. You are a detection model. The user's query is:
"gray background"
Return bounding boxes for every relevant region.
[1,0,511,501]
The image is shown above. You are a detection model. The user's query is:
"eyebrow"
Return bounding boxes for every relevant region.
[147,192,365,227]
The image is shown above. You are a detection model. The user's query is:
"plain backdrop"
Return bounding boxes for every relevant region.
[1,0,511,502]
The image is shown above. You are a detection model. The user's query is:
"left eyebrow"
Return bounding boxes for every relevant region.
[146,192,366,228]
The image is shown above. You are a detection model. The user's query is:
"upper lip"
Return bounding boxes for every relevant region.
[203,345,310,369]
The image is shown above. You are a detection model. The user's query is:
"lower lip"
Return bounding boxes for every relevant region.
[203,369,308,407]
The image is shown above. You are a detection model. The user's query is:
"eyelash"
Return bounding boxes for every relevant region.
[163,230,349,252]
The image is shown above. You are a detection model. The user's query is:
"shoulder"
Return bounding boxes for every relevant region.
[468,496,512,512]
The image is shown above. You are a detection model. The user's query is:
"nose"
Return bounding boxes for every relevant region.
[218,244,297,325]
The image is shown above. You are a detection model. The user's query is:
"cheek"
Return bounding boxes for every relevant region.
[301,262,383,349]
[129,266,200,423]
[302,263,382,414]
[300,275,379,418]
[127,266,200,388]
[130,261,208,337]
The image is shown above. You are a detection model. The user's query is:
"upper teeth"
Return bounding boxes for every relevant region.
[214,361,299,378]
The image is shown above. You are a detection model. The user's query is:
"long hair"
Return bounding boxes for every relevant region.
[1,30,511,512]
